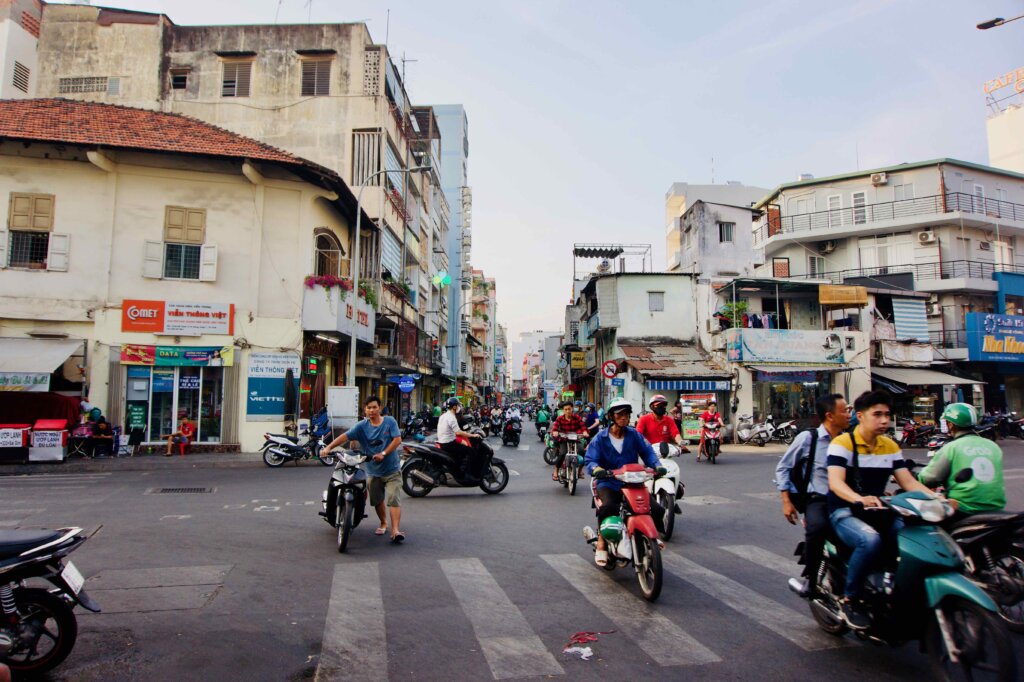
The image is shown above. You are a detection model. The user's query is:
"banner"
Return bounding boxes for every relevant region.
[247,353,301,418]
[725,329,844,364]
[966,312,1024,362]
[121,345,235,367]
[570,352,586,369]
[0,372,50,392]
[122,300,234,336]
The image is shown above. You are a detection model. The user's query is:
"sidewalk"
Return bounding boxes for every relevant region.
[0,450,266,475]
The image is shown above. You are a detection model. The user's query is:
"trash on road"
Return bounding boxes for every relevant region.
[562,646,593,660]
[562,630,616,660]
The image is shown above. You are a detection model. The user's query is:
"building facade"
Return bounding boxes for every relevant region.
[665,182,768,272]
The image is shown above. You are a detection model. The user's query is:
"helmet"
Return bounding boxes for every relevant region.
[649,394,668,408]
[606,397,632,417]
[587,402,596,410]
[574,400,582,406]
[941,402,978,428]
[446,397,461,409]
[599,515,624,542]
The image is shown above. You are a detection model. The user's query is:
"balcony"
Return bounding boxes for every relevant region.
[756,192,1024,253]
[791,259,1008,293]
[301,285,376,343]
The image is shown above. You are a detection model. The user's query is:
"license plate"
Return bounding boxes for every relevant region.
[62,561,85,595]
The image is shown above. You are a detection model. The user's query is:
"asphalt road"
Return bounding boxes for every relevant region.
[2,437,1022,681]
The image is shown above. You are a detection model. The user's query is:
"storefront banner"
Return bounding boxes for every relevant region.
[0,428,28,447]
[0,372,50,392]
[878,341,933,367]
[126,402,148,430]
[247,353,301,418]
[756,371,815,383]
[726,329,845,364]
[339,298,375,344]
[966,312,1024,362]
[179,375,201,390]
[122,300,234,336]
[121,345,234,367]
[31,430,63,448]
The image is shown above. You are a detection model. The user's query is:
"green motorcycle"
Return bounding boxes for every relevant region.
[802,491,1017,681]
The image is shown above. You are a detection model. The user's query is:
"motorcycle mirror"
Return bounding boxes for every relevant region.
[954,467,974,484]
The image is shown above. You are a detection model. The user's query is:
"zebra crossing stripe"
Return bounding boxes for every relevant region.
[541,553,721,667]
[719,545,799,578]
[440,558,564,680]
[662,551,846,651]
[315,562,387,682]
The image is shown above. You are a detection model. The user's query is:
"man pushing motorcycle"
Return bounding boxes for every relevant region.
[585,398,666,567]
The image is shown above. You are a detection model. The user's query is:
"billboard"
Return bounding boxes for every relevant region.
[725,329,845,364]
[966,312,1024,362]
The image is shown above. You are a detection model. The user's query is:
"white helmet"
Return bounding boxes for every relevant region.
[606,397,633,417]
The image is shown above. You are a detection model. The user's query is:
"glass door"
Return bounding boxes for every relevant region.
[200,367,223,442]
[150,369,176,441]
[178,367,201,439]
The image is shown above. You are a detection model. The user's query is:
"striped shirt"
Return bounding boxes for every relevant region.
[826,430,905,512]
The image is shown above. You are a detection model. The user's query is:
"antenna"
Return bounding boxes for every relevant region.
[400,52,418,82]
[385,8,391,46]
[305,0,313,22]
[711,157,715,184]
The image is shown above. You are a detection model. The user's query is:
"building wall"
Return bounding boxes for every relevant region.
[434,105,469,378]
[0,0,41,99]
[988,104,1024,175]
[665,182,768,271]
[678,202,758,277]
[612,275,698,341]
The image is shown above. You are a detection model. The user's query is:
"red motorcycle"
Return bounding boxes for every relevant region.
[551,430,587,495]
[583,464,663,601]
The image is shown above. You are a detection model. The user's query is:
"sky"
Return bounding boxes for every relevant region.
[52,0,1022,341]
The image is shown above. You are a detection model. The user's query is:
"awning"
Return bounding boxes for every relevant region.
[0,338,83,373]
[748,364,860,373]
[648,380,731,392]
[871,366,984,387]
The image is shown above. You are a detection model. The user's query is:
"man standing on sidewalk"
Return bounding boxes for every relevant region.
[322,396,406,543]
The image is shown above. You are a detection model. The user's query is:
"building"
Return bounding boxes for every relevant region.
[985,64,1024,174]
[665,182,768,272]
[0,0,40,99]
[675,200,760,279]
[0,98,375,451]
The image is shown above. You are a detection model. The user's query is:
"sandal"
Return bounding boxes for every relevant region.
[552,471,560,481]
[391,531,406,544]
[374,526,388,536]
[595,550,609,567]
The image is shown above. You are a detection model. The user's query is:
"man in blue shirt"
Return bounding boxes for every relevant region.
[775,393,849,597]
[323,396,405,543]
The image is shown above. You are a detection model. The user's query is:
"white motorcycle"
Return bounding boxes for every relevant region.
[649,441,686,540]
[736,414,775,446]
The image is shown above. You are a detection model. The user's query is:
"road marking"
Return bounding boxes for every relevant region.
[253,506,280,512]
[316,562,387,682]
[516,444,531,451]
[440,558,563,680]
[662,551,846,651]
[222,504,247,510]
[541,553,720,667]
[743,492,780,502]
[680,495,734,505]
[160,515,192,521]
[251,498,278,503]
[285,501,316,506]
[719,545,799,577]
[508,470,520,476]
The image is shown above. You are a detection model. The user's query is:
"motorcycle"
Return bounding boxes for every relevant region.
[319,451,368,553]
[796,491,1017,681]
[652,442,686,540]
[0,526,100,675]
[898,418,936,449]
[261,430,334,467]
[552,431,586,496]
[403,411,428,441]
[400,439,509,497]
[774,419,799,445]
[699,420,723,464]
[502,417,522,447]
[736,414,775,446]
[582,464,664,601]
[537,422,549,442]
[542,431,559,465]
[489,412,504,437]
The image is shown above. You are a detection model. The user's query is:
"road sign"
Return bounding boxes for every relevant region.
[601,361,617,379]
[397,376,416,393]
[611,378,624,387]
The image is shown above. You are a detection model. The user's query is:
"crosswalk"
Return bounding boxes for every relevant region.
[314,544,836,681]
[0,473,112,526]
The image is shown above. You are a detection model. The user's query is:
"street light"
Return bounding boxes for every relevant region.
[977,14,1024,29]
[348,164,430,388]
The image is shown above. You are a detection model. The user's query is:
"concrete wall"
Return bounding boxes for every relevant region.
[679,201,758,277]
[988,104,1024,175]
[665,182,768,271]
[612,275,698,342]
[0,0,41,99]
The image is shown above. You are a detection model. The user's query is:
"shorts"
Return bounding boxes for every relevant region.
[172,435,189,444]
[369,471,402,508]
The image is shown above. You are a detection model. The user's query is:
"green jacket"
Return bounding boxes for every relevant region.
[536,409,550,424]
[918,433,1006,514]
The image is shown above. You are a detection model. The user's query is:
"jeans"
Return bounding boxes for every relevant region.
[830,507,903,599]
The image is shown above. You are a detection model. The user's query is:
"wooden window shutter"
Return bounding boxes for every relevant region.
[222,61,252,97]
[165,206,205,244]
[185,208,206,244]
[9,192,54,231]
[47,233,70,271]
[301,60,331,96]
[199,244,218,281]
[0,229,7,268]
[236,62,252,97]
[143,240,164,278]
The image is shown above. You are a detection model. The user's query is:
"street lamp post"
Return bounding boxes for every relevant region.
[348,165,430,389]
[977,14,1024,29]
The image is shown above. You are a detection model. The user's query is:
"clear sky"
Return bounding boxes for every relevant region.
[52,0,1021,341]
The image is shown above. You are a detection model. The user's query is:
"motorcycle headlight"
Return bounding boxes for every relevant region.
[615,470,651,484]
[906,497,953,523]
[341,453,363,466]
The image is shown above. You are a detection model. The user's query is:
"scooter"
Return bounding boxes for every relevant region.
[400,439,509,497]
[552,431,587,496]
[736,414,775,446]
[537,422,549,442]
[403,412,427,441]
[651,442,686,540]
[489,412,504,437]
[797,491,1017,681]
[319,451,368,553]
[583,464,664,601]
[501,417,522,447]
[0,527,101,675]
[699,420,723,464]
[774,419,799,445]
[262,430,334,467]
[542,431,559,465]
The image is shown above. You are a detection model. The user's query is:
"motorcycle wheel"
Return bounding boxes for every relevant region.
[402,460,436,497]
[479,461,509,494]
[318,451,338,466]
[337,498,354,553]
[657,491,675,541]
[263,448,286,467]
[783,429,796,445]
[633,535,663,602]
[568,463,577,496]
[543,446,558,465]
[808,570,848,636]
[2,587,78,674]
[925,596,1017,682]
[709,440,718,464]
[991,551,1024,632]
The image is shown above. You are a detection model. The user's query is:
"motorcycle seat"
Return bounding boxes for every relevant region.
[947,510,1024,532]
[0,529,63,560]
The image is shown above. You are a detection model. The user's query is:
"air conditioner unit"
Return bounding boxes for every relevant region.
[870,172,888,185]
[818,240,837,255]
[712,336,726,351]
[705,318,721,334]
[927,303,942,316]
[918,231,937,245]
[979,241,993,251]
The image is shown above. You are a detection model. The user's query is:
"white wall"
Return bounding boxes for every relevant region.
[0,17,38,99]
[988,105,1024,175]
[613,275,697,342]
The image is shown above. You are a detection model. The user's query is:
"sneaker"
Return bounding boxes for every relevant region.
[839,598,870,630]
[787,577,816,599]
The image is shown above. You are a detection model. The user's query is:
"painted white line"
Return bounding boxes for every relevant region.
[253,506,280,512]
[743,492,780,502]
[251,499,278,504]
[440,558,563,680]
[541,553,720,667]
[160,515,192,521]
[516,445,531,451]
[662,551,846,651]
[222,504,247,510]
[285,501,316,506]
[316,562,387,682]
[508,470,520,476]
[719,545,800,577]
[680,495,734,506]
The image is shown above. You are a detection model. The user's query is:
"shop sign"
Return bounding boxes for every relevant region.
[152,370,175,392]
[0,372,50,392]
[31,430,63,448]
[122,300,234,336]
[983,66,1024,95]
[0,428,28,447]
[755,371,815,382]
[570,352,586,369]
[178,375,201,390]
[725,328,844,364]
[247,353,301,418]
[126,403,148,430]
[966,312,1024,362]
[682,421,702,441]
[397,376,416,393]
[611,378,625,387]
[120,345,234,367]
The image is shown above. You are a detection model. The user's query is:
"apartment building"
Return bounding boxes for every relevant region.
[665,182,767,272]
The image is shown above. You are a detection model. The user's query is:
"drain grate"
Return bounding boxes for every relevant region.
[148,487,215,494]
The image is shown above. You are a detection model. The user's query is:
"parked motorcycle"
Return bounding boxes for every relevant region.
[0,526,100,675]
[774,419,799,445]
[403,411,428,441]
[319,451,368,553]
[502,417,522,448]
[898,418,936,448]
[700,420,723,464]
[261,430,334,467]
[796,492,1017,680]
[400,440,509,497]
[735,414,775,446]
[552,431,586,495]
[652,442,686,540]
[583,464,664,601]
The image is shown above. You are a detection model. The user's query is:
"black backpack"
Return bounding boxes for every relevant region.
[789,429,818,513]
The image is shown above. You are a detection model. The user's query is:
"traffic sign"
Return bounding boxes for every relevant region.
[397,376,416,393]
[611,378,624,387]
[601,361,617,379]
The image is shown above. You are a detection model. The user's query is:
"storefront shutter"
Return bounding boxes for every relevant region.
[892,298,929,342]
[221,364,239,443]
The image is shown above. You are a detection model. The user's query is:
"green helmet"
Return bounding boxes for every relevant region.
[599,515,625,542]
[941,402,978,428]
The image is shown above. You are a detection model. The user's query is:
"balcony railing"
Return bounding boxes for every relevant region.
[756,192,1024,245]
[928,329,968,349]
[792,259,1022,284]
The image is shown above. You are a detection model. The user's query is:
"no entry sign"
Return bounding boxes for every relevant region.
[601,361,617,379]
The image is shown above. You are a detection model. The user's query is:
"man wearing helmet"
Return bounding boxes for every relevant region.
[636,394,686,449]
[585,398,665,567]
[437,397,484,480]
[918,402,1006,522]
[697,400,723,461]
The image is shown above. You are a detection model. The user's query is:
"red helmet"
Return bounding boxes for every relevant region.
[649,394,668,408]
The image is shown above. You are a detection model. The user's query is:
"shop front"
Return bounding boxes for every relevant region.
[965,312,1024,413]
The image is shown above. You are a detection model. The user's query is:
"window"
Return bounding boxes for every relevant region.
[164,243,201,279]
[12,62,29,93]
[648,291,665,312]
[808,255,826,277]
[161,206,207,280]
[221,61,252,97]
[851,191,867,225]
[3,192,64,270]
[352,129,381,185]
[858,233,913,274]
[314,232,347,277]
[301,59,331,96]
[894,183,914,201]
[58,76,107,93]
[973,184,986,214]
[718,221,735,243]
[827,195,842,228]
[772,257,790,278]
[171,69,189,90]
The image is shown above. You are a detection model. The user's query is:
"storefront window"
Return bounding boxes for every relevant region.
[201,369,223,441]
[150,369,175,440]
[753,372,830,427]
[130,366,223,442]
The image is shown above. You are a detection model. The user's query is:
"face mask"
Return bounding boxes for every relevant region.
[653,406,667,417]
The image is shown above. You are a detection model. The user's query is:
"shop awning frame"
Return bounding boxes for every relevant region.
[871,366,984,387]
[0,337,83,374]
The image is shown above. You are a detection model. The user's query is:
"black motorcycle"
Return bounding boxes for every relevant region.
[400,440,509,497]
[319,451,369,553]
[502,417,522,447]
[0,526,100,675]
[489,413,504,437]
[403,412,428,441]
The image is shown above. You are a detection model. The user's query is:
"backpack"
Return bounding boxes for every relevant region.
[789,429,818,513]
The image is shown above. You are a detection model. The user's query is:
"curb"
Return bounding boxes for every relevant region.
[0,453,268,475]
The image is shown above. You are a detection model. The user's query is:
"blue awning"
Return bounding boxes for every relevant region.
[647,380,731,392]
